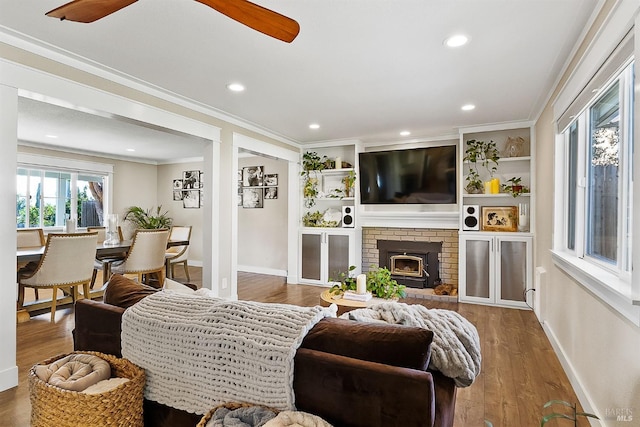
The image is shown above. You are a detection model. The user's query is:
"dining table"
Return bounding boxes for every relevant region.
[16,238,189,323]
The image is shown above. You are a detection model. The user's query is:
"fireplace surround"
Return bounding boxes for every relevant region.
[378,240,443,288]
[361,227,458,289]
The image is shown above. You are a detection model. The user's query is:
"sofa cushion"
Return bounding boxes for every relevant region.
[103,274,158,309]
[301,317,433,371]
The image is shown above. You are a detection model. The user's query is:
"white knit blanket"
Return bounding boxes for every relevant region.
[341,302,481,387]
[121,291,335,414]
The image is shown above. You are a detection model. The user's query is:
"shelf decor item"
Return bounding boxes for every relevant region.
[464,139,500,194]
[301,152,327,208]
[503,136,525,157]
[342,170,357,198]
[481,206,518,232]
[501,177,530,197]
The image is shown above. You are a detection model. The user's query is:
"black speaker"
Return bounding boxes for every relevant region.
[342,206,355,228]
[462,205,480,231]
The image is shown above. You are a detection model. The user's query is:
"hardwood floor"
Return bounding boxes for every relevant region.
[1,269,588,427]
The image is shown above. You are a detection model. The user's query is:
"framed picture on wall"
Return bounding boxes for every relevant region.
[264,174,278,186]
[242,166,263,187]
[182,189,200,208]
[173,190,184,201]
[183,170,200,189]
[242,187,263,208]
[173,179,183,190]
[264,187,278,199]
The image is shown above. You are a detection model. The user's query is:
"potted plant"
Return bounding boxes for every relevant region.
[123,205,172,229]
[502,176,529,198]
[366,266,406,299]
[341,170,357,198]
[464,139,500,193]
[301,152,327,208]
[330,265,357,294]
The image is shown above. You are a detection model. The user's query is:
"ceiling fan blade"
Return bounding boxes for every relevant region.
[46,0,137,23]
[195,0,300,43]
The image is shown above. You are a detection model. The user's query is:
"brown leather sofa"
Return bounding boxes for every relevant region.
[72,276,456,427]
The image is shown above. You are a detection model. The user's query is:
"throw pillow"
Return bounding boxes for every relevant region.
[103,274,158,309]
[301,317,433,371]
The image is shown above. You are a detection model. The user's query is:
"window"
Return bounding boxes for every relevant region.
[556,60,634,288]
[16,154,113,229]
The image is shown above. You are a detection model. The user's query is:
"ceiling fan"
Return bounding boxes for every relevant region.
[45,0,300,43]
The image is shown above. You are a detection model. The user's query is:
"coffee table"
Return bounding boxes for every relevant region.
[319,289,393,316]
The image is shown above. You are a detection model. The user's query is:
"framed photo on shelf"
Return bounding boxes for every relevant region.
[481,206,518,232]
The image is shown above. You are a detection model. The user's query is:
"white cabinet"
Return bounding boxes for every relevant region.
[458,233,533,308]
[299,228,360,285]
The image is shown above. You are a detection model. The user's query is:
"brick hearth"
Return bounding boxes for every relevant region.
[361,227,459,291]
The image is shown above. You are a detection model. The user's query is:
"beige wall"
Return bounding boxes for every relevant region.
[238,155,288,273]
[158,161,205,264]
[534,0,640,419]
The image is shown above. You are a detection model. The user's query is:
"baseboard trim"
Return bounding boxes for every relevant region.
[542,321,602,426]
[0,365,18,392]
[237,265,287,277]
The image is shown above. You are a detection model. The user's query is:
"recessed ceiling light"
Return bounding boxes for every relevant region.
[309,123,320,130]
[126,148,136,152]
[226,83,245,92]
[461,104,476,111]
[400,131,411,136]
[444,34,469,48]
[45,134,58,139]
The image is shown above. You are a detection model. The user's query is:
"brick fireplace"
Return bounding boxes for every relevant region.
[361,227,458,288]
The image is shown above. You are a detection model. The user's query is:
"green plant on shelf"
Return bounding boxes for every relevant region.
[341,170,357,198]
[464,139,500,194]
[301,151,327,208]
[501,176,529,198]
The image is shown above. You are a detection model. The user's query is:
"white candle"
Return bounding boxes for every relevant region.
[356,274,367,294]
[335,157,342,169]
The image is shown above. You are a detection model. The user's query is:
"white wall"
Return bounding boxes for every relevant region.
[237,155,288,275]
[535,0,640,422]
[0,85,19,391]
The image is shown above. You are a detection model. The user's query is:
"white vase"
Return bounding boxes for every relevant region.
[518,203,529,232]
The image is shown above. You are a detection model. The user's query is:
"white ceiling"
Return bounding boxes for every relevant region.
[1,0,600,162]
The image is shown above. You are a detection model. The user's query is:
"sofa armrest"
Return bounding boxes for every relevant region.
[430,369,457,427]
[73,299,125,357]
[294,348,435,427]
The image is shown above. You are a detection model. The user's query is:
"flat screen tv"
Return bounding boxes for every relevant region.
[358,145,457,204]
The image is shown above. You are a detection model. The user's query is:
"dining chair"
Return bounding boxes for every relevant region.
[18,231,99,322]
[87,226,127,289]
[94,228,170,288]
[165,225,192,281]
[17,228,47,300]
[87,226,124,242]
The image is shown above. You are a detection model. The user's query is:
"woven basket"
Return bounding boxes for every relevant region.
[197,402,279,427]
[29,351,145,427]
